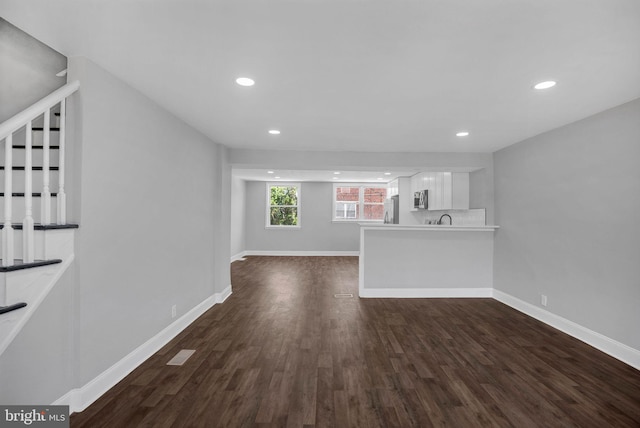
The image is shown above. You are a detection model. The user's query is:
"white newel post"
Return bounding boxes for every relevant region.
[2,135,14,266]
[57,99,67,225]
[41,109,51,225]
[23,121,35,263]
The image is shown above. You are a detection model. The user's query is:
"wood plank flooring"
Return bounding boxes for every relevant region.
[71,256,640,427]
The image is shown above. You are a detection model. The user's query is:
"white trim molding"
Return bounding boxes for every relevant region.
[245,250,359,257]
[360,287,493,299]
[231,251,247,263]
[360,224,499,232]
[55,286,232,413]
[493,289,640,371]
[215,285,232,304]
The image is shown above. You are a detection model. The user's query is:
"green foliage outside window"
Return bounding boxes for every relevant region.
[269,185,299,226]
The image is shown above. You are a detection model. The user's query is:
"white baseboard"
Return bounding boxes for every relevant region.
[359,287,493,298]
[230,251,247,263]
[55,286,232,413]
[215,284,232,304]
[244,250,359,257]
[493,289,640,371]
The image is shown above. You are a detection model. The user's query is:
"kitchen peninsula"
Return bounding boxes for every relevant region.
[359,224,499,297]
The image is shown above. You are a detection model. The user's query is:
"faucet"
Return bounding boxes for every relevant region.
[438,214,452,225]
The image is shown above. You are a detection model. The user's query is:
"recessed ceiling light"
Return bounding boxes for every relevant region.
[384,172,391,176]
[275,176,281,179]
[333,177,339,180]
[534,80,556,90]
[456,131,470,137]
[267,171,274,174]
[333,172,341,175]
[268,130,281,135]
[377,177,383,180]
[236,77,255,87]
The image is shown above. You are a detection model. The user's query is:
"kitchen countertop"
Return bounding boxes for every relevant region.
[359,223,499,231]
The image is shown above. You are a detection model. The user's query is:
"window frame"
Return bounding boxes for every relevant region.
[332,183,387,223]
[265,182,301,229]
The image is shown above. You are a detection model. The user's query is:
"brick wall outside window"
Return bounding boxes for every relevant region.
[334,185,387,221]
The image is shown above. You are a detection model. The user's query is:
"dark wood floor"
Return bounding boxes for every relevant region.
[71,256,640,427]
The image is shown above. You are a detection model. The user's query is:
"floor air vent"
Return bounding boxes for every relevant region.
[333,293,354,298]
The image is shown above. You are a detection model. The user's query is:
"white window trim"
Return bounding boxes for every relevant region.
[266,182,301,229]
[332,183,386,223]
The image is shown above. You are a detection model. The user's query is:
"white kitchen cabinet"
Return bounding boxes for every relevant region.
[452,173,469,209]
[428,173,440,210]
[410,171,469,210]
[443,173,452,200]
[387,179,399,197]
[410,174,421,200]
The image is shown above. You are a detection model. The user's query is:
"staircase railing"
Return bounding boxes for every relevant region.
[0,80,79,267]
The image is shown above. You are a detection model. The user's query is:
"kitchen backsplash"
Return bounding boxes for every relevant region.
[419,208,486,226]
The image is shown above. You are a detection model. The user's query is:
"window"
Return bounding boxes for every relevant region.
[335,186,360,220]
[266,183,301,227]
[333,184,387,222]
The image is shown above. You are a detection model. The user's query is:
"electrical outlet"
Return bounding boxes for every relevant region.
[171,305,177,318]
[541,294,548,307]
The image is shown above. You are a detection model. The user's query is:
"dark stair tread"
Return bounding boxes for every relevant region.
[0,302,27,315]
[0,259,62,272]
[0,192,58,197]
[0,166,60,171]
[12,145,60,149]
[31,127,60,131]
[0,223,79,230]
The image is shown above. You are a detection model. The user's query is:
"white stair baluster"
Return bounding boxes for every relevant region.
[2,134,14,267]
[57,99,66,225]
[0,81,78,238]
[41,109,51,225]
[23,121,35,263]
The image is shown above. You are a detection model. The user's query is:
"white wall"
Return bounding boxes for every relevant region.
[245,181,361,253]
[0,18,66,122]
[214,146,232,296]
[0,56,232,406]
[0,267,75,404]
[470,168,491,211]
[230,176,247,259]
[493,98,640,352]
[67,56,231,386]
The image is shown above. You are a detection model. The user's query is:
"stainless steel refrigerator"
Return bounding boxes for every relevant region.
[383,195,399,224]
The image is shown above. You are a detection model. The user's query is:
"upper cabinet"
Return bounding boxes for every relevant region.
[387,179,399,197]
[451,173,469,210]
[411,172,469,210]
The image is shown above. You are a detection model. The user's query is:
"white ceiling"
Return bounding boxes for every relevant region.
[2,1,639,179]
